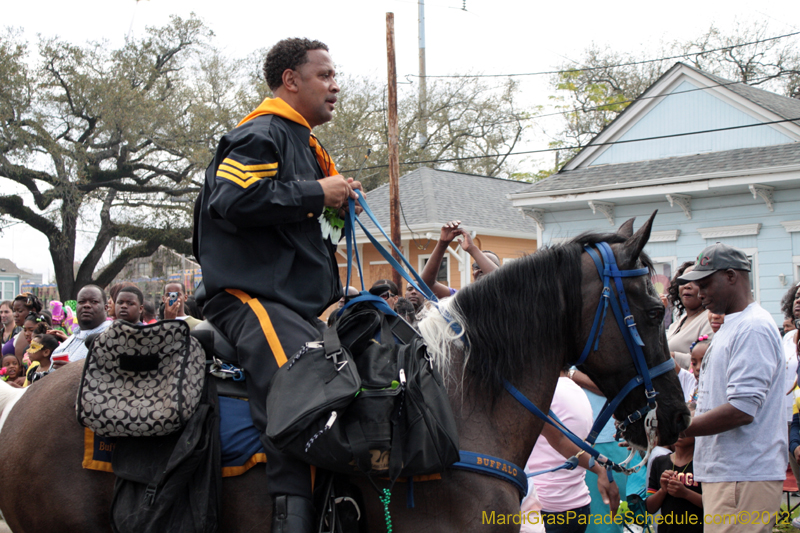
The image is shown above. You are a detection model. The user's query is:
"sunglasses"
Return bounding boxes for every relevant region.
[379,292,396,300]
[472,263,481,271]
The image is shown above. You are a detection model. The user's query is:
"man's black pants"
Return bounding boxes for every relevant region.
[204,289,325,499]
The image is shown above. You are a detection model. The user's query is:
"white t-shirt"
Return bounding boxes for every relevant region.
[51,321,111,363]
[694,303,787,482]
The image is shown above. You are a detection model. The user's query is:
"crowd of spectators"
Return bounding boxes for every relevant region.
[2,280,205,388]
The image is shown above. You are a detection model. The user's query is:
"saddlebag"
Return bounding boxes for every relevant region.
[109,376,221,533]
[76,320,205,437]
[266,298,459,482]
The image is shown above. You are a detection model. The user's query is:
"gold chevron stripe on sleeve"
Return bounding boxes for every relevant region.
[218,163,277,180]
[216,169,261,189]
[222,158,279,172]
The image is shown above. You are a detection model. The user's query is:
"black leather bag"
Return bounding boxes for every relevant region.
[265,298,460,482]
[265,326,361,450]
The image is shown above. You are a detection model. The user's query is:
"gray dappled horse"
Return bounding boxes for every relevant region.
[0,215,689,532]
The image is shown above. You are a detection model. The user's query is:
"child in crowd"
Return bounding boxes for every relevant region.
[48,301,70,336]
[646,415,703,532]
[688,337,710,409]
[24,333,59,386]
[1,353,27,388]
[22,313,49,345]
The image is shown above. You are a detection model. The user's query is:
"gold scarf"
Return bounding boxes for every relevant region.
[238,97,337,177]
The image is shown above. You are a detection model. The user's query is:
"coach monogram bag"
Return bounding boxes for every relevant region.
[76,320,205,437]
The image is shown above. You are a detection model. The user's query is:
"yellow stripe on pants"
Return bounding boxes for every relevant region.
[225,289,288,368]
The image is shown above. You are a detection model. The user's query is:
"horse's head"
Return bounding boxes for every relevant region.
[577,212,690,450]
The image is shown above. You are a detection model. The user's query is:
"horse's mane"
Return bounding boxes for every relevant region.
[418,229,653,400]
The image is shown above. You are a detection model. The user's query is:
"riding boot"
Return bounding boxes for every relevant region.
[272,494,315,533]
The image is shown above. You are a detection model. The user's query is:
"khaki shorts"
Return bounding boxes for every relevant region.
[701,480,782,533]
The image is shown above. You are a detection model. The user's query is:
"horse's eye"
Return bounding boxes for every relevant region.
[647,308,662,321]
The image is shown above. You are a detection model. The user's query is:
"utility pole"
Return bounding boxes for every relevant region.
[418,0,427,152]
[386,13,402,290]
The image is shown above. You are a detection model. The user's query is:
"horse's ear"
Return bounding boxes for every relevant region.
[617,218,636,239]
[619,211,658,268]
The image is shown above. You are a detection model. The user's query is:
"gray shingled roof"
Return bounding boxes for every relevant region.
[0,258,34,277]
[360,167,538,234]
[515,142,800,195]
[687,65,800,124]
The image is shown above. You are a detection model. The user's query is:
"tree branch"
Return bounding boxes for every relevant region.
[91,228,193,288]
[0,195,60,236]
[74,190,117,283]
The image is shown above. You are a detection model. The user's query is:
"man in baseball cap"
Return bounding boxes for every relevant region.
[677,242,750,282]
[680,241,786,532]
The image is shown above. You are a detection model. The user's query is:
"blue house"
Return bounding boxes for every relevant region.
[0,258,41,301]
[509,63,800,324]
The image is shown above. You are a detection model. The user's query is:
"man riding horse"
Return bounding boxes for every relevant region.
[193,37,362,533]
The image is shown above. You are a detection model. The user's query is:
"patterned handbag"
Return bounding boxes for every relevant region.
[76,320,205,437]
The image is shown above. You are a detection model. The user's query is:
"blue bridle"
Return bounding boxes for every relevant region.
[577,242,675,444]
[481,242,675,496]
[343,195,674,498]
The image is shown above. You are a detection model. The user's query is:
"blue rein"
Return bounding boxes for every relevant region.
[343,196,671,500]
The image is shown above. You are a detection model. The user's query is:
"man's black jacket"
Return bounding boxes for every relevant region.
[193,114,341,320]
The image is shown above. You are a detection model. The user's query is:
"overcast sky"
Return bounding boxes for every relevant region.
[3,0,800,280]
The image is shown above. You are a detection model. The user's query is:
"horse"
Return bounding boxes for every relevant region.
[0,214,689,532]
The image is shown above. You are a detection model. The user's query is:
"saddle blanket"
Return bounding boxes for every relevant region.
[83,396,266,478]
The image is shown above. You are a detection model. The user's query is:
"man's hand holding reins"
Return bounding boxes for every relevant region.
[320,175,363,217]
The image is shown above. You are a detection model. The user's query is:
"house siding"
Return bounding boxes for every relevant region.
[540,186,800,324]
[592,80,795,166]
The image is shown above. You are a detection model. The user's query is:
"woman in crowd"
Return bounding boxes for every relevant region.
[781,282,799,332]
[665,262,712,369]
[3,293,43,361]
[782,283,800,490]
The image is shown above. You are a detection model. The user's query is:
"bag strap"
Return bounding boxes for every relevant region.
[388,344,408,483]
[323,326,342,358]
[345,416,373,475]
[321,327,350,383]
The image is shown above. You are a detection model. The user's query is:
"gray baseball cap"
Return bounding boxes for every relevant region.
[678,242,751,282]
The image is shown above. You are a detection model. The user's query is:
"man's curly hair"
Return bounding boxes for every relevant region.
[666,260,696,314]
[263,38,329,91]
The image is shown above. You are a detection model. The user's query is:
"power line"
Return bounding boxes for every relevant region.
[326,72,796,159]
[338,116,800,173]
[407,30,800,79]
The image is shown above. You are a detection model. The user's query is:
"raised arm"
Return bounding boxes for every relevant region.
[457,230,498,277]
[421,221,462,299]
